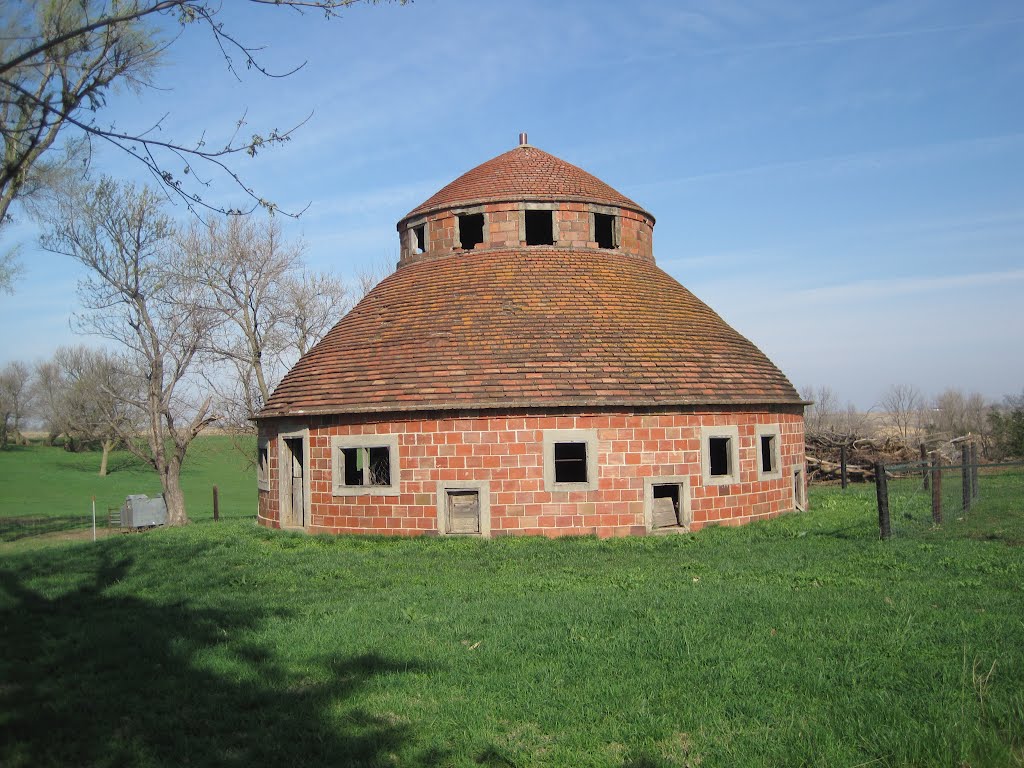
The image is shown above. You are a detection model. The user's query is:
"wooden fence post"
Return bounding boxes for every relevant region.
[920,443,929,491]
[970,443,979,501]
[213,485,220,521]
[840,445,848,490]
[875,461,891,540]
[961,445,971,513]
[931,455,942,524]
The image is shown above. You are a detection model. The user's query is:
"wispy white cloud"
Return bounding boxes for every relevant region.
[789,268,1024,305]
[636,132,1024,190]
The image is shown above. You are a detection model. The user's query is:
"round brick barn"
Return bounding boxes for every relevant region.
[254,136,807,537]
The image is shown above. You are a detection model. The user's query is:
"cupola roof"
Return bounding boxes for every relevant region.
[401,143,653,224]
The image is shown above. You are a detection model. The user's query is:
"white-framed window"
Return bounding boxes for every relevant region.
[435,480,491,537]
[792,465,808,511]
[542,429,599,492]
[331,434,400,496]
[643,476,691,531]
[700,425,740,486]
[755,424,783,480]
[257,437,270,491]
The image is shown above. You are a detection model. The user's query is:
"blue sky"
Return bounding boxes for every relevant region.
[1,0,1022,409]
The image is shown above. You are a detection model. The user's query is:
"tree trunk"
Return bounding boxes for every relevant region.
[161,461,189,526]
[99,439,113,477]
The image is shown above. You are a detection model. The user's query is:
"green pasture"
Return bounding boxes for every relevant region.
[0,444,1022,767]
[0,436,256,541]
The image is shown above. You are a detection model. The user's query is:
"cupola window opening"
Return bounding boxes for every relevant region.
[457,212,485,250]
[525,208,555,246]
[593,211,617,249]
[413,223,427,254]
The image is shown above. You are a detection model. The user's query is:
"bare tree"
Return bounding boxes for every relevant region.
[279,270,351,358]
[41,177,216,524]
[0,360,32,448]
[879,384,923,444]
[0,2,159,226]
[352,259,395,302]
[0,249,24,295]
[801,384,872,440]
[928,388,992,455]
[34,346,140,474]
[1,0,405,225]
[179,215,350,429]
[802,384,840,436]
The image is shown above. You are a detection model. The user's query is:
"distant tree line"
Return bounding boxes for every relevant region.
[801,384,1024,460]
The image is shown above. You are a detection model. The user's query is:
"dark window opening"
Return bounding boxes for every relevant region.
[413,224,426,254]
[342,445,391,487]
[342,447,362,486]
[760,435,776,473]
[554,441,588,483]
[525,209,554,245]
[709,437,731,477]
[367,446,391,486]
[594,212,616,248]
[652,484,681,528]
[257,443,269,488]
[458,213,484,250]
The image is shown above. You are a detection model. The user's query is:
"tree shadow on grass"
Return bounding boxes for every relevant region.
[0,552,428,767]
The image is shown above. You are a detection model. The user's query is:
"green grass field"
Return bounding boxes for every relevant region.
[1,442,1022,767]
[0,436,256,541]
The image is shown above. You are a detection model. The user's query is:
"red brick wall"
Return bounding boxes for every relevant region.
[258,407,805,537]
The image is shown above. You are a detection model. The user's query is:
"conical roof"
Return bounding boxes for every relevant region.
[401,144,652,223]
[259,248,802,417]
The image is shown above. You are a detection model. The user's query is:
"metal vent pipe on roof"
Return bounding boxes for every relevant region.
[519,132,528,146]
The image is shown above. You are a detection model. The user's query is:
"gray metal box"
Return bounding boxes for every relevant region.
[121,494,168,528]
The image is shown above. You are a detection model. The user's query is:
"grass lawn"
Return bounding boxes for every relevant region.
[0,448,1022,767]
[0,436,256,542]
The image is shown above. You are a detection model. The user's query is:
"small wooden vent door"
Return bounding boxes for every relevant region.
[652,484,681,528]
[447,490,480,534]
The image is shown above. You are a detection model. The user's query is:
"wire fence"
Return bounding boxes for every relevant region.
[876,456,1024,540]
[0,507,123,545]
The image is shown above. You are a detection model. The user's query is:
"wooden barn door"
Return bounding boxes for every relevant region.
[285,437,305,527]
[446,490,480,534]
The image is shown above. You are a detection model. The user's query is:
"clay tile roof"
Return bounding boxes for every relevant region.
[258,249,802,418]
[401,145,652,223]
